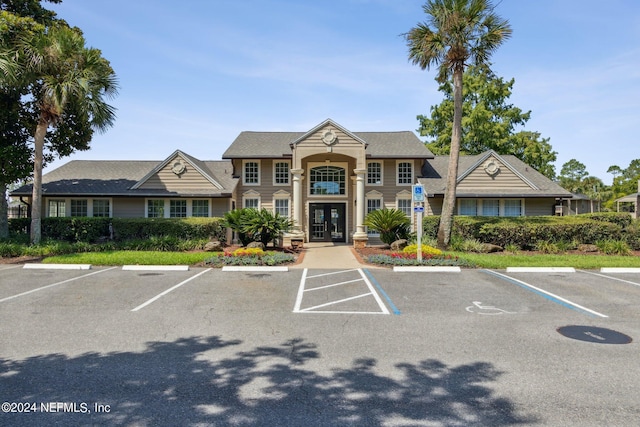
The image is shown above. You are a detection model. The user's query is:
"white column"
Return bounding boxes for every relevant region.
[353,168,368,241]
[291,169,304,231]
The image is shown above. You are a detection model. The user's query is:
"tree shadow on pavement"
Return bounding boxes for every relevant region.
[1,335,536,426]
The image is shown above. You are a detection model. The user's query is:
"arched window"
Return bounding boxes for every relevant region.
[309,166,345,195]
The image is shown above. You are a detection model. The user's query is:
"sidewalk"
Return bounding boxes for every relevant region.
[291,242,368,269]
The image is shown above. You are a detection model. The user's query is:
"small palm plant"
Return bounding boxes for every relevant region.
[364,208,411,245]
[241,208,293,247]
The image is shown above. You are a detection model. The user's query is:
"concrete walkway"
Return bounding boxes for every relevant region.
[291,242,368,269]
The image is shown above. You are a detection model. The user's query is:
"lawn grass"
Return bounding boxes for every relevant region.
[451,252,640,269]
[43,251,215,266]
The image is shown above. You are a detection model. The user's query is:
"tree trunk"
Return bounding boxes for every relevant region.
[0,183,8,239]
[437,67,463,249]
[30,118,47,244]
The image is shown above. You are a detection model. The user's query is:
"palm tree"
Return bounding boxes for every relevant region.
[18,24,118,243]
[405,0,511,248]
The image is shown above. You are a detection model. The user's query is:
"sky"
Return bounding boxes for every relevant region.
[42,0,640,184]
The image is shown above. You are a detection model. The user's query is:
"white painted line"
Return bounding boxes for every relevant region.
[23,263,92,270]
[0,265,22,271]
[393,266,461,273]
[486,270,608,318]
[304,278,363,292]
[131,269,211,311]
[506,267,575,273]
[123,265,189,271]
[600,267,640,274]
[579,270,640,288]
[297,310,388,315]
[293,268,308,312]
[221,266,288,272]
[0,267,118,303]
[299,292,373,312]
[359,268,390,314]
[306,269,359,279]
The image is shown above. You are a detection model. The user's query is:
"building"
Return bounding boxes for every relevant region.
[10,119,573,245]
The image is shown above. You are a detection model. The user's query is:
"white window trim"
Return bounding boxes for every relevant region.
[365,191,383,236]
[367,161,383,186]
[272,190,291,218]
[396,160,414,186]
[243,160,261,186]
[190,199,211,217]
[242,189,261,209]
[307,162,349,198]
[457,198,526,217]
[273,160,291,186]
[91,198,113,218]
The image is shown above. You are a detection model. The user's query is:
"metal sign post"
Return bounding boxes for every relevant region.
[412,184,425,262]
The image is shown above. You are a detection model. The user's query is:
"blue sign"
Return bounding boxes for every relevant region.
[412,184,425,202]
[414,206,424,213]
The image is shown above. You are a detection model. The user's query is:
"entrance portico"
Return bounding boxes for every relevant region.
[288,120,369,246]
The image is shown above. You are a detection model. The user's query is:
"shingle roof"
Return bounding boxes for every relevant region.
[222,131,434,159]
[11,159,238,197]
[419,151,573,198]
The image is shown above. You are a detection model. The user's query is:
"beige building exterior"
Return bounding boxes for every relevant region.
[11,119,573,245]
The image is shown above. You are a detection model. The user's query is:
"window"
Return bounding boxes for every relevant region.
[397,199,412,217]
[70,199,88,217]
[504,199,523,217]
[192,200,209,217]
[170,200,187,218]
[367,162,382,185]
[93,200,110,217]
[147,200,164,218]
[274,162,290,185]
[366,198,382,236]
[244,198,259,209]
[243,161,260,185]
[459,199,477,216]
[274,199,289,217]
[49,200,66,217]
[482,199,500,216]
[310,166,345,195]
[397,162,413,185]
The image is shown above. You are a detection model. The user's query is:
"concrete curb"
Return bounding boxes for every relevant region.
[600,267,640,273]
[506,267,575,273]
[122,265,189,271]
[23,263,91,270]
[222,266,289,272]
[393,266,461,273]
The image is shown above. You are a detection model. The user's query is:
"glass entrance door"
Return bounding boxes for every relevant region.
[309,203,345,242]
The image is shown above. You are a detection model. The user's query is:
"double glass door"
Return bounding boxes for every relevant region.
[309,203,345,242]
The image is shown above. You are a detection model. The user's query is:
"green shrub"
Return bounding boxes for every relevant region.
[596,239,631,256]
[364,209,411,245]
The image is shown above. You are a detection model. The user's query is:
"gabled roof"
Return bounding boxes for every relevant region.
[11,155,238,198]
[222,118,433,159]
[131,150,223,190]
[289,118,368,147]
[419,150,573,198]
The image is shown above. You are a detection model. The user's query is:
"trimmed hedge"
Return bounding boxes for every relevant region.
[422,213,638,250]
[8,217,226,243]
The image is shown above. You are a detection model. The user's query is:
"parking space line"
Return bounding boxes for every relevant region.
[483,269,608,318]
[293,268,390,314]
[305,278,363,292]
[578,270,640,288]
[359,269,390,315]
[364,268,401,315]
[298,292,374,312]
[0,267,118,303]
[131,269,211,312]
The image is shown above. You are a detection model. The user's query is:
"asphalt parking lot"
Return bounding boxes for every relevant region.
[1,264,639,426]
